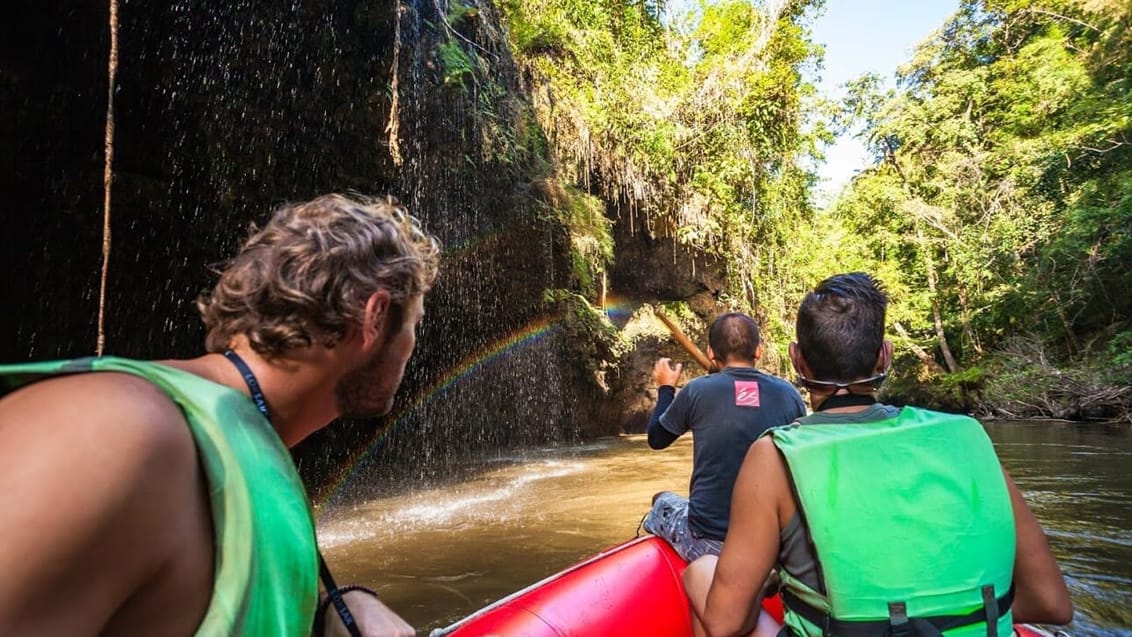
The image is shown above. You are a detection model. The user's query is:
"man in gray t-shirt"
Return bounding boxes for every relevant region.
[643,312,805,561]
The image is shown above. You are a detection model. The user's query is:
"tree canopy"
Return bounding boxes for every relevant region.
[497,0,825,355]
[829,0,1130,416]
[494,0,1130,419]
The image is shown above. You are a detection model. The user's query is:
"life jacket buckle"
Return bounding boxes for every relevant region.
[888,601,913,637]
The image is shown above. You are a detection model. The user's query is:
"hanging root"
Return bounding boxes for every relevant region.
[97,0,119,356]
[385,0,403,166]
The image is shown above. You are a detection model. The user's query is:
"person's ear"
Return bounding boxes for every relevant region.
[789,342,810,379]
[754,342,765,362]
[877,340,894,374]
[706,345,723,372]
[361,290,392,350]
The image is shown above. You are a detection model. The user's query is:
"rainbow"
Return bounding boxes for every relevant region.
[599,294,638,321]
[314,318,562,511]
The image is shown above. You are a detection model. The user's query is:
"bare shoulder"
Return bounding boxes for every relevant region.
[736,437,789,495]
[747,435,786,471]
[0,371,191,451]
[740,436,794,524]
[0,371,199,526]
[0,372,206,634]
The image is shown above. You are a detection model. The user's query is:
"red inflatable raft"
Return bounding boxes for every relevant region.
[429,535,1057,637]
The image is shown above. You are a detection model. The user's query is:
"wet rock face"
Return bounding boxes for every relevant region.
[2,1,590,470]
[1,1,725,484]
[611,305,719,435]
[2,0,408,361]
[608,209,726,303]
[1,2,111,361]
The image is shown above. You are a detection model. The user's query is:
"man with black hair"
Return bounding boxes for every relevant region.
[683,273,1073,637]
[643,312,805,562]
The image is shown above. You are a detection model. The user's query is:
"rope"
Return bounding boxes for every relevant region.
[97,0,119,356]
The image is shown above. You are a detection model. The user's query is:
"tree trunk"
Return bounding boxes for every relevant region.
[1049,286,1079,357]
[958,286,982,354]
[893,322,946,373]
[918,225,960,373]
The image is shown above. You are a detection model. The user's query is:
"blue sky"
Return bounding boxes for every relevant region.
[807,0,959,199]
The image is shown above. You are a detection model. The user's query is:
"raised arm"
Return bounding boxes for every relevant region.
[647,384,679,448]
[685,437,786,637]
[648,358,684,449]
[0,373,211,636]
[1005,469,1073,624]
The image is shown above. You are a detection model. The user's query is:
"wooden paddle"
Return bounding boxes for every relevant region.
[653,307,714,372]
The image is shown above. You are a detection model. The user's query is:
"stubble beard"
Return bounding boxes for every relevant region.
[335,346,396,419]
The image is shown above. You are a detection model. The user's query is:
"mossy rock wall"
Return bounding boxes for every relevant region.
[0,0,744,491]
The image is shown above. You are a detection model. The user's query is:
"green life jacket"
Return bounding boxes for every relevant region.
[0,357,319,637]
[767,406,1015,637]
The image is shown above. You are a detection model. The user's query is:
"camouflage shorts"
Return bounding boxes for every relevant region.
[642,491,723,562]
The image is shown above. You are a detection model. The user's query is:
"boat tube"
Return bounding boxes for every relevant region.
[430,535,1059,637]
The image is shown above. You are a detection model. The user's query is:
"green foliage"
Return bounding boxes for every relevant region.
[513,106,552,174]
[543,289,630,375]
[882,364,989,413]
[561,188,614,297]
[486,0,1131,419]
[534,179,613,299]
[940,366,989,409]
[498,0,825,311]
[446,0,479,28]
[436,41,476,87]
[974,336,1132,420]
[423,0,556,176]
[823,0,1132,406]
[1110,330,1132,370]
[656,301,699,330]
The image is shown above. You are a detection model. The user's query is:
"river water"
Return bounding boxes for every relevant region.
[316,420,1132,636]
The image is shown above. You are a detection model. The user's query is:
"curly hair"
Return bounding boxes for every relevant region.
[197,193,441,358]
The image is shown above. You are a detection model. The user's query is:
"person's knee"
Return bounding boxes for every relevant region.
[682,554,719,594]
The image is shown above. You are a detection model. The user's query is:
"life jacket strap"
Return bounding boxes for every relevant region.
[982,585,999,637]
[779,584,1015,637]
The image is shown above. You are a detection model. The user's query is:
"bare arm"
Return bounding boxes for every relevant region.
[1006,469,1073,624]
[685,438,786,637]
[322,590,415,637]
[0,373,209,636]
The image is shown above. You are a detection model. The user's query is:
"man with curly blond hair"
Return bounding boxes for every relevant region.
[0,194,440,637]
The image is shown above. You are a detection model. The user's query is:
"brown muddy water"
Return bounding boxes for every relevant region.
[315,420,1132,636]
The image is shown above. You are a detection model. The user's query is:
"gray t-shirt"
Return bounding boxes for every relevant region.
[660,366,806,540]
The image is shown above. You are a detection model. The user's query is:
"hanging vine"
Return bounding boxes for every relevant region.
[385,0,403,166]
[97,0,119,356]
